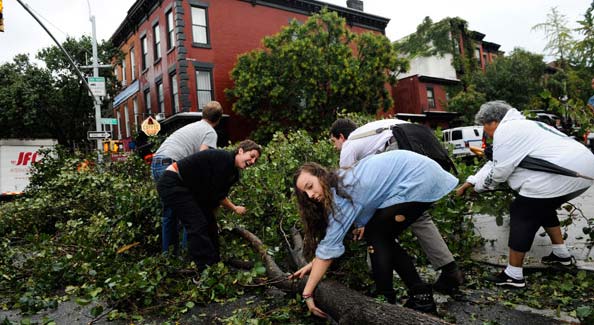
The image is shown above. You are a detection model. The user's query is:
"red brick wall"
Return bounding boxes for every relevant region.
[113,0,382,141]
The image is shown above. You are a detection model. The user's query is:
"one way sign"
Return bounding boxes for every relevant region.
[87,131,112,140]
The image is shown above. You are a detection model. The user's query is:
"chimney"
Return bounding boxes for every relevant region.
[346,0,363,11]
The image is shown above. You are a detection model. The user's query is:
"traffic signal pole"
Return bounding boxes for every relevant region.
[90,14,102,162]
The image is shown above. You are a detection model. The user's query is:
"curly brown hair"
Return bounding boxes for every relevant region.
[293,162,352,259]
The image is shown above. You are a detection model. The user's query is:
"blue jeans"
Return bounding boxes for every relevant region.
[151,156,187,254]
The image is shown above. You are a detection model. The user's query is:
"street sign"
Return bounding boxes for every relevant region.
[141,116,161,136]
[88,77,106,97]
[87,131,112,140]
[101,118,118,125]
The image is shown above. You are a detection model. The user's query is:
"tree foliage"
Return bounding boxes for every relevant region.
[226,9,407,142]
[532,7,575,67]
[470,48,546,109]
[445,85,486,126]
[1,133,593,323]
[0,36,120,150]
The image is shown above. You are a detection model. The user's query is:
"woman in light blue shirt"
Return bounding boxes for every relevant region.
[290,150,458,317]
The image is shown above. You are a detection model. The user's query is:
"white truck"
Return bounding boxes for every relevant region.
[0,139,57,197]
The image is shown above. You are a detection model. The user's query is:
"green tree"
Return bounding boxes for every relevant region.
[532,7,575,68]
[470,48,546,109]
[225,9,407,141]
[445,85,486,126]
[0,55,56,140]
[0,36,119,150]
[574,1,594,72]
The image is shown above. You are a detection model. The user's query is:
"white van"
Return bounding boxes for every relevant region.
[442,126,483,157]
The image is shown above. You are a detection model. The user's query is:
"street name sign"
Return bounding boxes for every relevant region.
[88,77,106,97]
[101,118,118,125]
[87,131,112,140]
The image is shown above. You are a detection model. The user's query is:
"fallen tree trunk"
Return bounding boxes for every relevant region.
[232,227,448,325]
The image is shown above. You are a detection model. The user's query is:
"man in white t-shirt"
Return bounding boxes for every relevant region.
[330,118,464,294]
[151,101,224,254]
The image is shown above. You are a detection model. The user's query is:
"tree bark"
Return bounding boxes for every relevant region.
[232,227,449,325]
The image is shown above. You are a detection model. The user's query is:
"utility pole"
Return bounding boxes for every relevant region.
[80,1,113,161]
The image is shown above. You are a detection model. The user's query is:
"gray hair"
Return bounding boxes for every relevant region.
[474,100,512,125]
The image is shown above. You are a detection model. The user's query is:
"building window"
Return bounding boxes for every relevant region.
[191,6,209,45]
[157,82,165,113]
[141,36,148,71]
[482,53,488,67]
[130,48,136,80]
[195,69,213,110]
[426,87,435,109]
[170,72,179,113]
[117,111,122,139]
[153,24,161,61]
[166,10,175,50]
[121,58,127,86]
[144,89,152,114]
[133,97,139,128]
[124,104,130,138]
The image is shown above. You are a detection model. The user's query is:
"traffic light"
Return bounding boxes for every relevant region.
[0,0,4,32]
[111,141,124,153]
[102,140,124,153]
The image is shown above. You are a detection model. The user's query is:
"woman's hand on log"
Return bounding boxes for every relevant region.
[306,297,328,318]
[288,262,312,279]
[352,227,365,240]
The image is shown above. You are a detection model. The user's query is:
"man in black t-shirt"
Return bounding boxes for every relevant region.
[157,140,262,272]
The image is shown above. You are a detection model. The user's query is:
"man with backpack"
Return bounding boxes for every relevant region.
[329,118,463,294]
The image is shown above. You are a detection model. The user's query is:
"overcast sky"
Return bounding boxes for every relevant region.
[0,0,589,65]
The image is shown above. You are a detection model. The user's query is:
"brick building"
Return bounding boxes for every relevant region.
[393,25,503,128]
[110,0,388,145]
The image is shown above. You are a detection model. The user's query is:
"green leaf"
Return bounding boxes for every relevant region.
[576,306,592,319]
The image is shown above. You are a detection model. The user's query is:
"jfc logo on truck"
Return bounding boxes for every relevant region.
[12,152,40,166]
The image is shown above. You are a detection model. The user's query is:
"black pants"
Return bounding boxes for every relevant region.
[509,188,587,252]
[364,201,433,299]
[157,171,220,270]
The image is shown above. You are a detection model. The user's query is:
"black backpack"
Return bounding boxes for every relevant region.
[390,124,458,175]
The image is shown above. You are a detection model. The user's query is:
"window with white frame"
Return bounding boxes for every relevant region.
[144,89,152,114]
[426,87,435,109]
[157,82,165,113]
[195,69,213,110]
[117,111,122,139]
[191,6,209,45]
[124,104,130,138]
[153,24,161,61]
[166,10,175,50]
[122,57,127,85]
[141,36,148,70]
[170,73,179,113]
[130,48,136,80]
[133,97,139,128]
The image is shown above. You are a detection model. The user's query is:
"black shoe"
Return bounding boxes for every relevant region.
[403,285,437,315]
[433,269,464,294]
[541,252,576,266]
[485,271,525,288]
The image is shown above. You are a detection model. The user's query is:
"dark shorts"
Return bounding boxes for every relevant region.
[508,188,587,252]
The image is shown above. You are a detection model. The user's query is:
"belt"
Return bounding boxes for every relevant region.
[153,157,174,164]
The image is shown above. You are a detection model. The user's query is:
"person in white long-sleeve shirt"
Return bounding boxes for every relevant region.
[457,100,594,288]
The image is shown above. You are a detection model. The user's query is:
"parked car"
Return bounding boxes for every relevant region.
[442,126,483,157]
